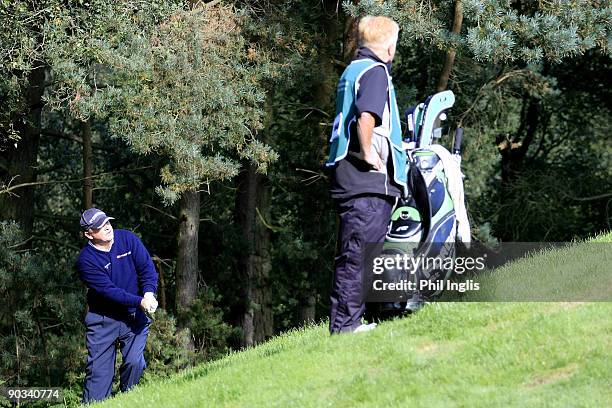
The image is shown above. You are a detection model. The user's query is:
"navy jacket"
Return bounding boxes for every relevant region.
[76,229,158,317]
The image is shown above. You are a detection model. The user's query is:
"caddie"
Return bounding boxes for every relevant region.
[76,208,158,403]
[327,16,407,334]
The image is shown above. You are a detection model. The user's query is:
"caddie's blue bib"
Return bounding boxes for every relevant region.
[326,59,407,194]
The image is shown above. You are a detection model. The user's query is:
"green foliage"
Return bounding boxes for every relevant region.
[454,51,612,241]
[0,1,47,146]
[43,2,278,205]
[0,222,85,400]
[42,1,184,121]
[177,288,239,362]
[343,0,398,19]
[142,309,194,378]
[462,0,611,63]
[347,0,612,63]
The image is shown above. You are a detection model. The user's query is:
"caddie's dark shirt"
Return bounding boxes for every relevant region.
[329,47,402,200]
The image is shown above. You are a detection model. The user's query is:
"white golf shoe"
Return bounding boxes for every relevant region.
[353,322,377,333]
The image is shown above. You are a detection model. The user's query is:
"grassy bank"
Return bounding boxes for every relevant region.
[98,233,612,407]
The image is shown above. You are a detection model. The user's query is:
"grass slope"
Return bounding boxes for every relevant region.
[100,233,612,407]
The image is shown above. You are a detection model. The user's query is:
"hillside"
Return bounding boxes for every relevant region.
[99,233,612,407]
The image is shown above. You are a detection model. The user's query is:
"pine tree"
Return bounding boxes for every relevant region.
[44,1,278,205]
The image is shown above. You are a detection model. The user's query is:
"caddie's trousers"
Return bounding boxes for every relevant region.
[82,310,150,404]
[329,194,394,334]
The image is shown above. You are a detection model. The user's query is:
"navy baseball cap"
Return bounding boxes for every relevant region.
[80,208,115,230]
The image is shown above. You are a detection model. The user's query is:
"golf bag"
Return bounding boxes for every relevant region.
[370,90,470,316]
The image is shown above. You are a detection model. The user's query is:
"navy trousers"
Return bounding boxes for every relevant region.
[330,195,393,334]
[82,311,150,404]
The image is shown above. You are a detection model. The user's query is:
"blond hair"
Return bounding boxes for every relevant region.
[358,16,399,50]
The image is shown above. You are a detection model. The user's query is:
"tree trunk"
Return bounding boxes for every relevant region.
[343,15,360,63]
[0,65,44,241]
[498,96,541,185]
[436,0,463,92]
[82,120,93,209]
[176,189,200,314]
[342,0,363,63]
[496,96,541,241]
[297,294,316,324]
[313,0,340,108]
[235,164,273,348]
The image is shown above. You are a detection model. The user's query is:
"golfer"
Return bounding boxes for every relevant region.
[76,208,158,403]
[326,16,408,334]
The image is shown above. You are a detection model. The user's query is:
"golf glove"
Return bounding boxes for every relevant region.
[143,292,158,314]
